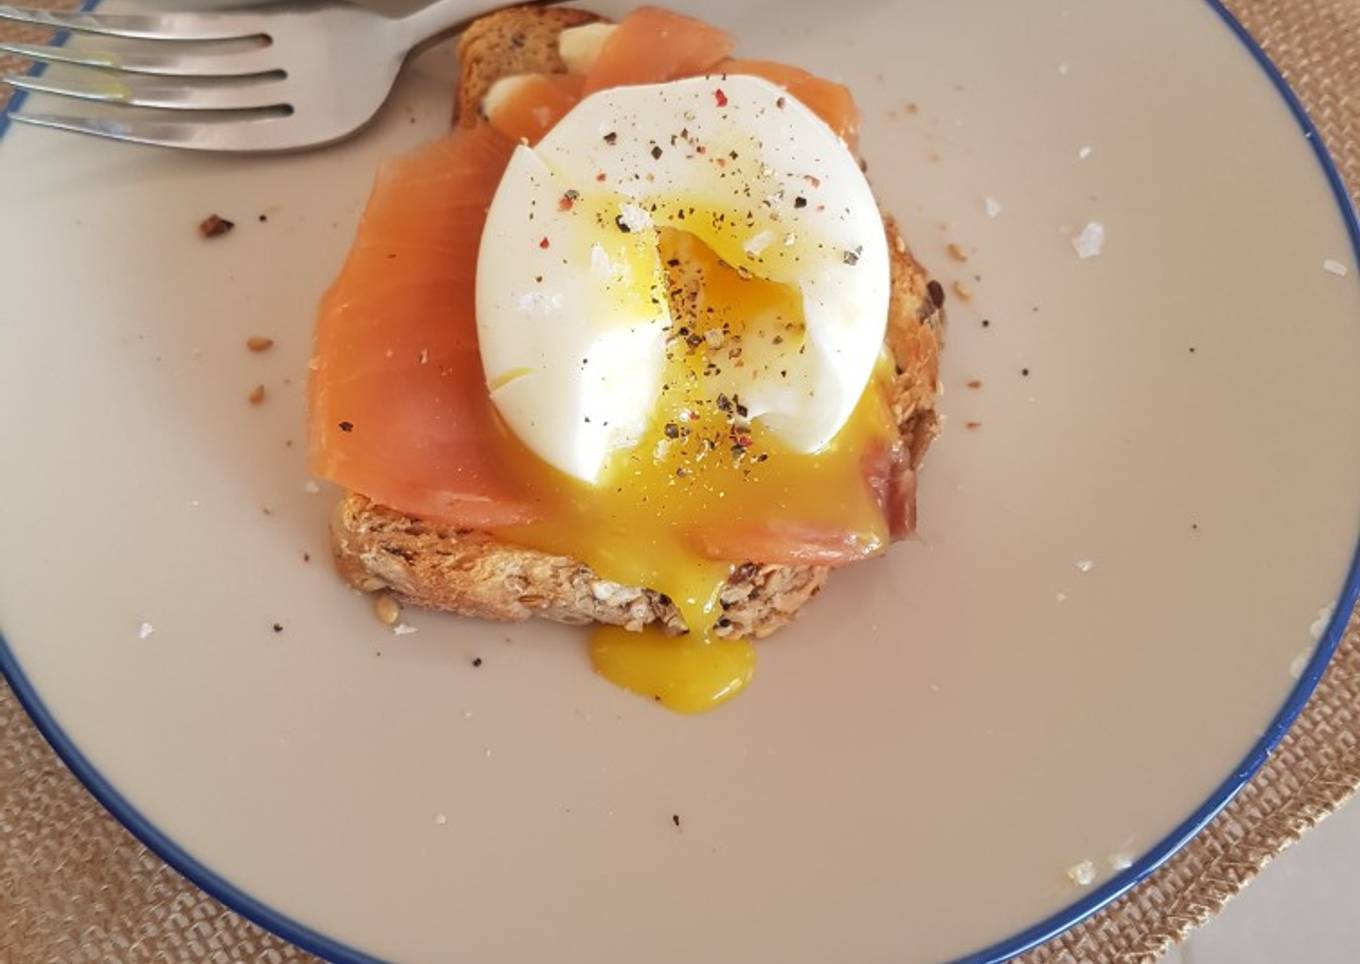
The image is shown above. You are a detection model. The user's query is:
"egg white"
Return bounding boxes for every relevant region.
[476,74,888,484]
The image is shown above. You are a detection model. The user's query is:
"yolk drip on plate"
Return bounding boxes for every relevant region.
[493,229,897,712]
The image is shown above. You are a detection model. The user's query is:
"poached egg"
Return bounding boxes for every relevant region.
[477,73,889,483]
[473,73,897,711]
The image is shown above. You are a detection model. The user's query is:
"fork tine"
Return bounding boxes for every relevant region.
[0,6,266,42]
[0,40,278,78]
[2,71,290,112]
[11,110,310,152]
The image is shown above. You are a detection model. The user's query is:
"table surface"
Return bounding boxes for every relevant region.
[1166,798,1360,962]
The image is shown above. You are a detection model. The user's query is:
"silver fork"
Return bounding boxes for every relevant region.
[0,1,533,151]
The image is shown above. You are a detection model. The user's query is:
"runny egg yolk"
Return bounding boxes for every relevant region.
[493,228,897,713]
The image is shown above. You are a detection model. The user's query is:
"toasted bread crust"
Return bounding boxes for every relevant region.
[332,8,944,639]
[453,6,601,126]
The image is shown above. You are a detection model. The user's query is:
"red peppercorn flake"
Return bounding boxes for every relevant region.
[539,236,550,249]
[714,88,728,107]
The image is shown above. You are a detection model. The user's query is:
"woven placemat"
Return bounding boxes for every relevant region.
[3,2,1359,962]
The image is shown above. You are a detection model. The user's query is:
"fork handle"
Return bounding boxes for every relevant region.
[392,0,556,52]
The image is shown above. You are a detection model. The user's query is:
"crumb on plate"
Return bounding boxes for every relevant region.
[374,593,401,626]
[199,214,234,238]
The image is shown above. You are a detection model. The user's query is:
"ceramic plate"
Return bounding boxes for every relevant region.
[3,1,1359,961]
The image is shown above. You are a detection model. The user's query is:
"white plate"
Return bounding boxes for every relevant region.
[3,1,1359,962]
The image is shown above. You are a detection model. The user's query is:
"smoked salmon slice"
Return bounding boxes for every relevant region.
[484,73,586,145]
[583,6,734,94]
[309,122,536,526]
[716,58,860,149]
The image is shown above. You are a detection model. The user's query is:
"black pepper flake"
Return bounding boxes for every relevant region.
[198,213,234,238]
[672,814,681,827]
[338,420,354,432]
[258,214,268,223]
[651,145,663,160]
[1021,368,1030,376]
[927,280,946,307]
[794,196,808,209]
[1188,346,1197,353]
[603,131,618,145]
[981,318,990,327]
[716,393,732,412]
[272,623,283,633]
[614,214,632,233]
[472,657,483,667]
[664,422,680,438]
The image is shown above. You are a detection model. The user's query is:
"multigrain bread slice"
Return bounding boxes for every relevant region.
[331,6,944,640]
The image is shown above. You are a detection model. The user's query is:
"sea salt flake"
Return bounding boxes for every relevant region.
[1108,853,1133,871]
[1289,649,1312,680]
[1309,602,1336,641]
[434,813,447,826]
[1072,222,1105,259]
[1067,860,1097,886]
[743,229,777,257]
[1056,591,1069,603]
[1078,145,1093,160]
[984,196,1003,218]
[1075,559,1095,573]
[303,479,321,495]
[137,621,155,640]
[1058,62,1070,75]
[618,202,653,233]
[590,243,614,279]
[393,623,419,636]
[1323,258,1349,277]
[516,290,565,314]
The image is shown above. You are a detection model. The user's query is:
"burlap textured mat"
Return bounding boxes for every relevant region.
[3,2,1359,961]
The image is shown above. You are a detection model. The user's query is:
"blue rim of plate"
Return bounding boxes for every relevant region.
[1,1,1358,962]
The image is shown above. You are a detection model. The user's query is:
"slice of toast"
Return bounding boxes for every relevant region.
[331,6,944,640]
